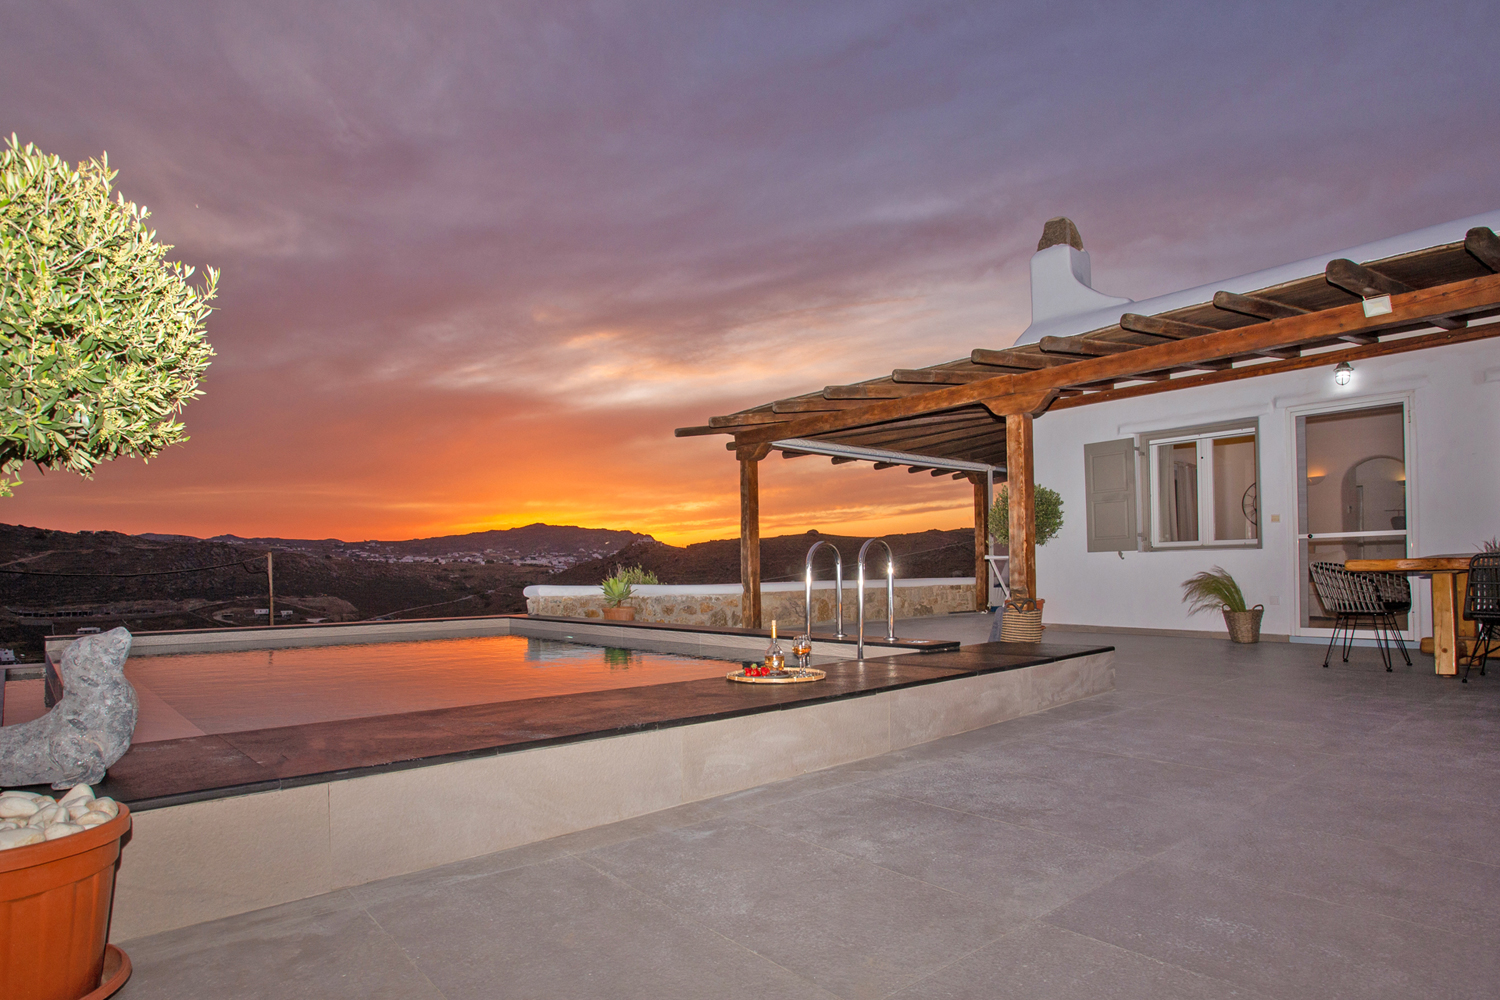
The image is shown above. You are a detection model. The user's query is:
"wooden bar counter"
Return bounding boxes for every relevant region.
[1345,555,1475,676]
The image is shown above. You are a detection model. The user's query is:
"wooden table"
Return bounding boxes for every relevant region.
[1346,555,1476,676]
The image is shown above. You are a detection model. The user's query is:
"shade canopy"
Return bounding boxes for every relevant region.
[679,227,1500,470]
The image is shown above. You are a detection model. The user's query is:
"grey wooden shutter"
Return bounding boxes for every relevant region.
[1085,439,1138,552]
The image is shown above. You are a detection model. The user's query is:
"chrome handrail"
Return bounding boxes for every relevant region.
[856,538,897,659]
[804,540,845,638]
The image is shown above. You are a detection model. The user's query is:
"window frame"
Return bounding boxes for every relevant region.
[1139,418,1262,552]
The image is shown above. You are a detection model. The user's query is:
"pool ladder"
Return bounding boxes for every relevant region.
[803,538,897,659]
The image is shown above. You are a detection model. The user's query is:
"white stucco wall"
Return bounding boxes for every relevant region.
[1032,337,1500,639]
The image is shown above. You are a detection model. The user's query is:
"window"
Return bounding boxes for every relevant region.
[1145,423,1259,549]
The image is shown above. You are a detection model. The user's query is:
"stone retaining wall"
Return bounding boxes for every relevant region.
[523,580,977,628]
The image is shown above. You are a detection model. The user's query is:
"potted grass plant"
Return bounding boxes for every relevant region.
[1181,566,1264,643]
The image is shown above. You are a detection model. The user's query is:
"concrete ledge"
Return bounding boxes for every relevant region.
[109,647,1114,942]
[47,614,526,658]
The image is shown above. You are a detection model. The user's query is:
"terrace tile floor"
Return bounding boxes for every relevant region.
[115,621,1500,999]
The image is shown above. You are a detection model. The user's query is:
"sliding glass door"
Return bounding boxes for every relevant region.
[1295,402,1411,635]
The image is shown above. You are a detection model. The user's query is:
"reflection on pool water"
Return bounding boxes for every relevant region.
[120,635,748,741]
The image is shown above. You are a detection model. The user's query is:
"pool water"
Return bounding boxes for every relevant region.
[114,635,749,741]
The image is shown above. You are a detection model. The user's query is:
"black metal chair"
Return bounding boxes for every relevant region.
[1310,562,1402,671]
[1368,570,1413,667]
[1461,553,1500,683]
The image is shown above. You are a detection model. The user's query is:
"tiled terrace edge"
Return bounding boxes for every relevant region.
[106,647,1113,942]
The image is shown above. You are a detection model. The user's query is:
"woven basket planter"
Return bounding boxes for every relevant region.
[999,598,1046,643]
[602,606,635,621]
[0,807,132,1000]
[1223,606,1265,643]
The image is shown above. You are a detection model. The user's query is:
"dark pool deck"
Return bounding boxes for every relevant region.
[114,625,1500,1000]
[94,638,1104,810]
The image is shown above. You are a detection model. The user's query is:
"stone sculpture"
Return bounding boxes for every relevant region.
[0,628,137,789]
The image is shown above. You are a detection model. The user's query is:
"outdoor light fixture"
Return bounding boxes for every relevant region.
[1334,361,1354,386]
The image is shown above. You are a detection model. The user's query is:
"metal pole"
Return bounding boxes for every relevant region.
[804,564,813,637]
[267,551,275,626]
[833,557,845,638]
[856,556,866,660]
[804,540,846,638]
[886,555,896,641]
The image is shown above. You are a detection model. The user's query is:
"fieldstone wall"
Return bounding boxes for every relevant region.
[526,582,976,628]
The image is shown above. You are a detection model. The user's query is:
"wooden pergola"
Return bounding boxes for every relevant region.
[677,226,1500,628]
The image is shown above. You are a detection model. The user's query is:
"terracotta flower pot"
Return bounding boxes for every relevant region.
[0,807,132,1000]
[602,606,635,621]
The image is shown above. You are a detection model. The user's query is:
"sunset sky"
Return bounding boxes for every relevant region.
[3,1,1498,544]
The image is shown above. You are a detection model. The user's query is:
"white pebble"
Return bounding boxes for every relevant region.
[0,796,41,819]
[0,820,16,831]
[86,797,120,819]
[43,824,83,841]
[0,790,50,801]
[58,784,94,807]
[0,828,45,850]
[27,804,69,828]
[75,811,112,829]
[66,802,92,821]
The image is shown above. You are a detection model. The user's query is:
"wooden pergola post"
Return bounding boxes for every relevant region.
[1004,412,1036,601]
[970,474,988,612]
[737,443,771,628]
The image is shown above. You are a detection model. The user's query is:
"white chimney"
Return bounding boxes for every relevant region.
[1015,217,1131,344]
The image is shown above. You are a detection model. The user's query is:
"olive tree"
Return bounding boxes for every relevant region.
[0,135,216,496]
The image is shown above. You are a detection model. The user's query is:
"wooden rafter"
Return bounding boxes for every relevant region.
[1468,227,1500,271]
[971,348,1077,369]
[1325,259,1463,330]
[823,383,932,399]
[891,368,997,384]
[705,273,1500,446]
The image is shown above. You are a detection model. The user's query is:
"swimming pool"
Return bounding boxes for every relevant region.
[120,635,758,741]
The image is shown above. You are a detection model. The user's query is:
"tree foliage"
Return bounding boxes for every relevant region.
[0,136,216,496]
[988,484,1064,546]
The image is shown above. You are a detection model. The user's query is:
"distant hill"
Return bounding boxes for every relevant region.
[547,528,976,586]
[0,521,973,661]
[140,523,652,570]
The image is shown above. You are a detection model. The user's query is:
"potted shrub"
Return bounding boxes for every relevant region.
[600,576,635,620]
[1182,566,1264,643]
[987,484,1064,641]
[599,565,659,621]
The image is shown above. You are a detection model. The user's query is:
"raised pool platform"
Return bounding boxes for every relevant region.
[40,616,1114,941]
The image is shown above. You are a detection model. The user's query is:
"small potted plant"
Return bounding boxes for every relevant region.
[1181,566,1264,643]
[600,575,635,620]
[987,484,1063,640]
[599,565,659,621]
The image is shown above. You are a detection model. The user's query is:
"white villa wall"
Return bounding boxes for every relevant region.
[1033,337,1500,640]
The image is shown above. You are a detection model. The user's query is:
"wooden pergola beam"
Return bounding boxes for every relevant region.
[1326,259,1463,330]
[1004,412,1036,602]
[715,272,1500,446]
[1119,312,1214,339]
[891,368,997,384]
[707,410,793,428]
[772,397,868,413]
[737,443,771,629]
[823,383,933,399]
[1050,319,1500,411]
[830,418,1000,454]
[970,473,988,611]
[1212,290,1307,321]
[971,348,1077,369]
[1467,226,1500,271]
[1038,336,1143,356]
